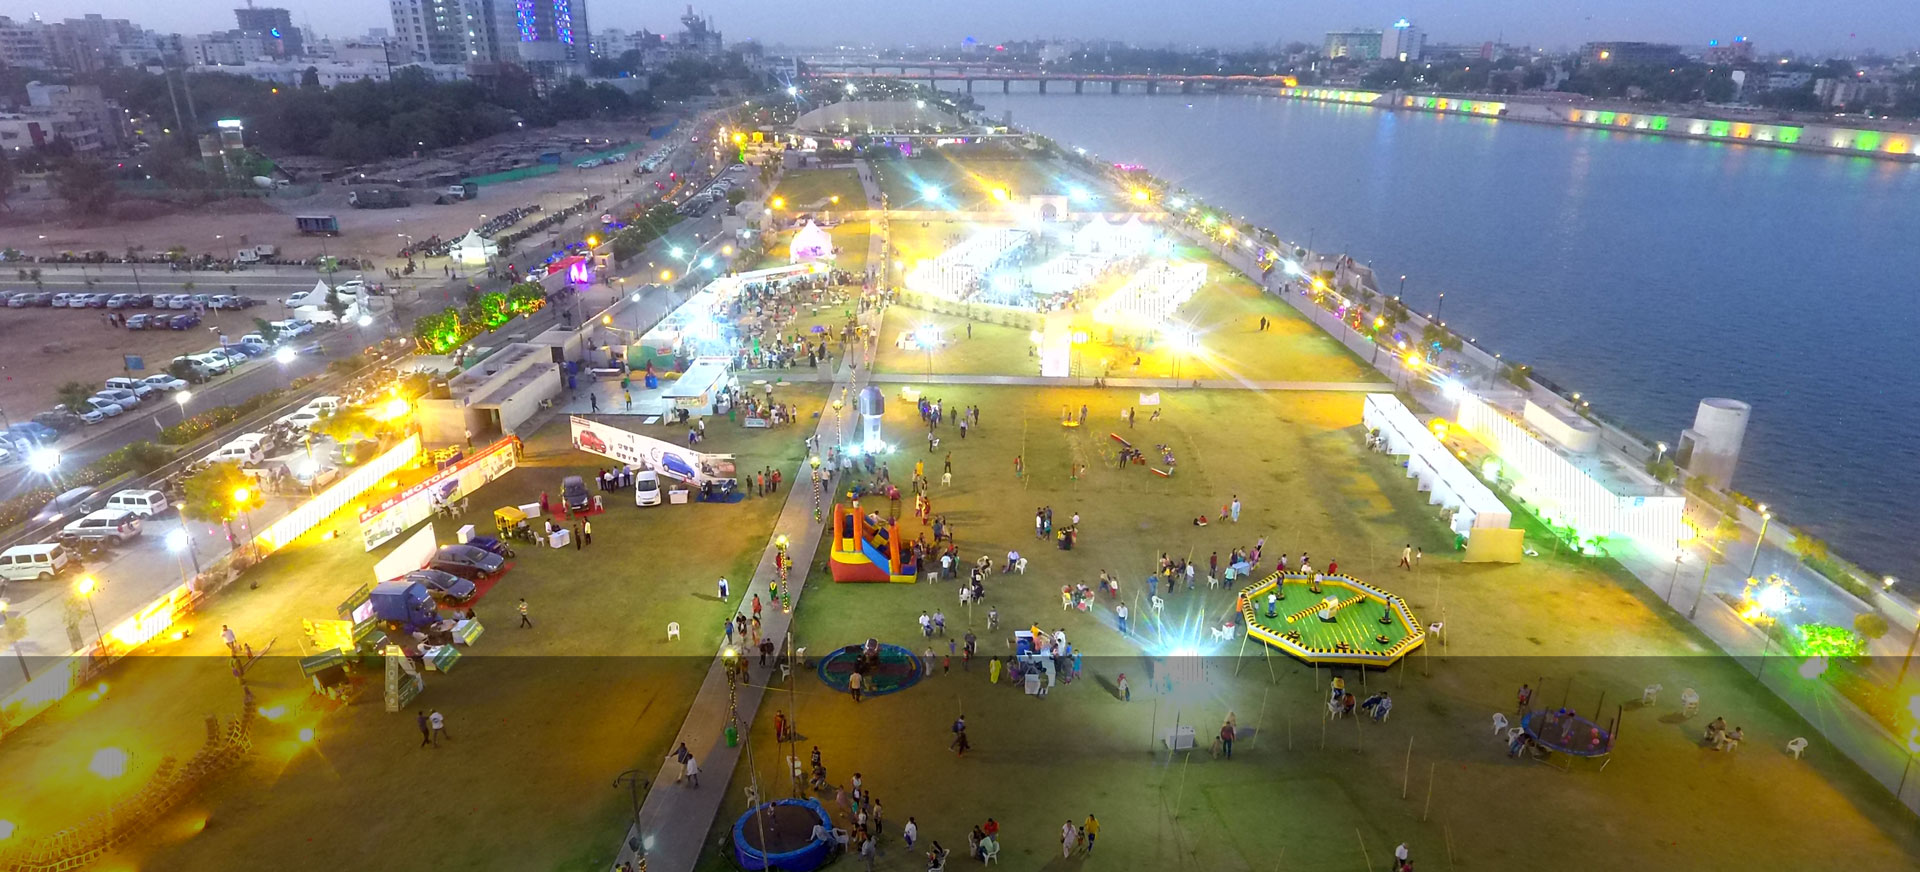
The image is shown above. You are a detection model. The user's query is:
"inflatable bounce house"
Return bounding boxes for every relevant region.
[830,503,920,583]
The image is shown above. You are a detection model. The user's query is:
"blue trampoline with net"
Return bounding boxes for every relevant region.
[1521,709,1616,771]
[732,799,835,871]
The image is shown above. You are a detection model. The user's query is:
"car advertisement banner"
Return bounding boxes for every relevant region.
[569,416,736,486]
[358,437,520,551]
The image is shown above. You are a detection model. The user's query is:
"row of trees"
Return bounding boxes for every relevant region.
[412,282,551,354]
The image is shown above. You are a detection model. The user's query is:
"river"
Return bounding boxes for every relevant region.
[965,89,1920,582]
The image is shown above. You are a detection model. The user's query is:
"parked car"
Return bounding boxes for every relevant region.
[60,508,143,544]
[427,544,506,580]
[50,293,75,307]
[103,377,158,399]
[276,409,323,430]
[126,293,153,307]
[125,313,156,329]
[84,293,113,308]
[561,475,590,512]
[165,294,193,309]
[139,373,188,393]
[189,294,213,309]
[5,293,33,308]
[169,313,202,330]
[0,542,75,583]
[32,410,83,433]
[78,397,124,419]
[30,486,96,526]
[209,295,242,309]
[103,489,170,517]
[635,469,662,506]
[106,294,134,308]
[94,387,142,409]
[0,291,14,305]
[396,568,477,602]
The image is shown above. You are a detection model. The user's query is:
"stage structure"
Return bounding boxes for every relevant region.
[1094,261,1208,328]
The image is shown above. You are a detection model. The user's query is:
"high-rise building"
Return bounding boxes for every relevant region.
[1581,41,1684,67]
[0,16,51,69]
[1323,29,1383,61]
[234,5,301,57]
[505,0,591,77]
[390,0,469,65]
[1703,37,1753,65]
[1388,18,1424,62]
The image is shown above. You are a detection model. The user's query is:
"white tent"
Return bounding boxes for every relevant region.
[789,220,834,263]
[454,229,499,266]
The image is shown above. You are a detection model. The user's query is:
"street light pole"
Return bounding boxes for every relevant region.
[612,769,649,855]
[0,600,28,682]
[1687,560,1711,620]
[1745,506,1772,579]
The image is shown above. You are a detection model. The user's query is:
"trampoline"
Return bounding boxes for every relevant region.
[732,799,835,871]
[1520,709,1615,771]
[817,641,926,697]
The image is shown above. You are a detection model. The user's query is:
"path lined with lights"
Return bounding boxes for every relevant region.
[610,203,891,872]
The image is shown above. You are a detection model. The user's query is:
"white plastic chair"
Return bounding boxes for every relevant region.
[1786,737,1807,759]
[1680,688,1700,717]
[1150,595,1166,617]
[928,847,950,872]
[1506,726,1525,744]
[1015,557,1028,574]
[1328,700,1345,720]
[667,621,680,641]
[1642,683,1663,705]
[927,572,940,585]
[982,842,1000,865]
[1492,712,1509,735]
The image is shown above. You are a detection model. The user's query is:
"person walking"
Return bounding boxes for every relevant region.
[1061,821,1079,858]
[221,624,239,655]
[1083,814,1100,854]
[1399,544,1413,570]
[718,577,730,600]
[1230,495,1242,523]
[429,709,451,745]
[573,523,583,550]
[1116,602,1129,635]
[518,598,533,628]
[683,753,701,787]
[1117,672,1131,702]
[849,669,864,703]
[859,834,876,871]
[903,817,918,849]
[1218,720,1235,758]
[417,710,432,747]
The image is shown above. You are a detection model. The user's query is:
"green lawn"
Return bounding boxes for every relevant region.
[770,168,866,212]
[687,385,1920,872]
[1,407,823,871]
[871,241,1379,383]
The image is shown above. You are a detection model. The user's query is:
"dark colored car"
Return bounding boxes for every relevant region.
[396,568,476,602]
[428,544,506,580]
[561,475,590,512]
[32,410,83,433]
[169,313,201,330]
[128,293,153,307]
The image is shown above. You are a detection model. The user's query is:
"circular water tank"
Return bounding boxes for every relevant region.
[1692,398,1751,451]
[856,385,884,417]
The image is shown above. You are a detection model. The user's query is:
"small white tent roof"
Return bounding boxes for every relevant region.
[789,220,834,263]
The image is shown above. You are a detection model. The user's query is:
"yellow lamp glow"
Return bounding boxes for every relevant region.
[660,269,674,281]
[89,747,128,779]
[1403,352,1421,369]
[381,398,410,420]
[829,195,840,204]
[233,487,250,504]
[76,575,97,596]
[1373,317,1385,328]
[771,197,785,209]
[991,187,1010,202]
[1132,189,1150,203]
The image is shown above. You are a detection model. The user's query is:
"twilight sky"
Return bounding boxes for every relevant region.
[26,0,1913,55]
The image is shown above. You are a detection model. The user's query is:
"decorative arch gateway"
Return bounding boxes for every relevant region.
[1024,194,1070,222]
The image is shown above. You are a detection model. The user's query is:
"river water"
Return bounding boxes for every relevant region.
[966,90,1920,581]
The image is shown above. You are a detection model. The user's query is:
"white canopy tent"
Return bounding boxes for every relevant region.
[789,220,834,263]
[454,230,499,266]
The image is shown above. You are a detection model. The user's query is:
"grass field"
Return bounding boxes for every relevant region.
[684,384,1920,872]
[770,168,867,212]
[871,239,1379,384]
[0,405,823,871]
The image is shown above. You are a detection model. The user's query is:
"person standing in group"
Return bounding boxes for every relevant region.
[849,669,864,702]
[518,598,533,628]
[859,834,875,871]
[417,710,432,747]
[582,518,592,546]
[1399,544,1413,570]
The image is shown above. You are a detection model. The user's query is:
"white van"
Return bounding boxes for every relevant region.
[61,509,143,543]
[105,489,171,517]
[0,542,74,582]
[634,469,662,506]
[206,434,269,465]
[303,396,344,416]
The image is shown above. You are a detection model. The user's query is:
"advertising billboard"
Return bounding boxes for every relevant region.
[569,415,736,485]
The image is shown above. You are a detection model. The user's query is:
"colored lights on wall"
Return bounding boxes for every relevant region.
[516,0,538,41]
[1278,87,1382,105]
[1405,95,1505,116]
[553,0,575,45]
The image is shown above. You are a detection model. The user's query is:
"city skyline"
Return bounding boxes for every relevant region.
[11,0,1918,56]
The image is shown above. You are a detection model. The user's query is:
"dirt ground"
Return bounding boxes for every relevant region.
[0,305,275,419]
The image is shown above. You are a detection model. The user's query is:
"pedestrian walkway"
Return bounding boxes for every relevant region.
[610,220,890,872]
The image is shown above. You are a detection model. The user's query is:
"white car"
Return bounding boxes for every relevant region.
[61,509,143,544]
[139,374,188,393]
[166,294,194,309]
[79,397,124,419]
[276,410,323,430]
[634,470,662,506]
[206,348,249,366]
[104,377,159,399]
[93,388,141,409]
[50,293,75,307]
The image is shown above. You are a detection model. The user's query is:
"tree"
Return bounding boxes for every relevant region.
[325,283,348,322]
[0,610,28,682]
[51,158,114,216]
[252,316,280,342]
[316,407,380,444]
[301,66,321,89]
[1791,530,1831,563]
[55,380,94,411]
[179,461,260,523]
[1854,611,1889,643]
